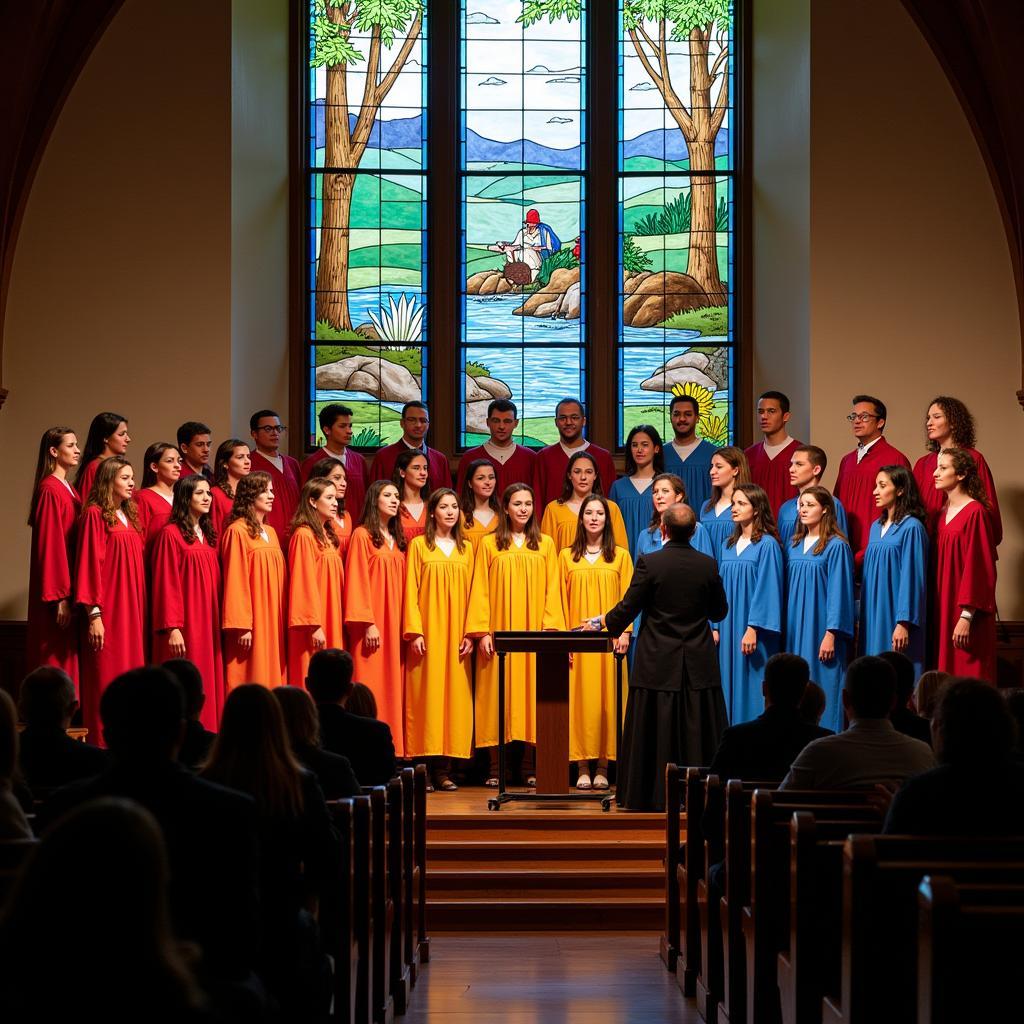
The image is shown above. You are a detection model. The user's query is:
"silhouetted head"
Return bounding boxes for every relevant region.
[877,651,916,709]
[17,666,77,730]
[933,678,1016,765]
[161,659,205,721]
[306,648,354,705]
[762,654,810,709]
[100,667,185,761]
[841,656,896,721]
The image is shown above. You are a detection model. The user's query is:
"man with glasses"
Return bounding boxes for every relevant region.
[833,394,911,569]
[368,400,451,489]
[249,409,301,537]
[535,398,617,508]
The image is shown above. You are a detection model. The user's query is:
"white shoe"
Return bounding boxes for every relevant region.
[593,774,610,790]
[577,774,592,790]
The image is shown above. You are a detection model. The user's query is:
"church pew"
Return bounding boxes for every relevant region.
[661,763,686,973]
[325,798,357,1024]
[0,838,37,907]
[916,876,1024,1024]
[400,767,419,985]
[821,835,1024,1024]
[352,795,375,1024]
[387,776,411,1015]
[413,763,430,965]
[670,766,709,992]
[367,786,394,1024]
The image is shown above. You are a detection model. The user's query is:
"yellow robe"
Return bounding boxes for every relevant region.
[402,536,475,758]
[558,547,633,760]
[540,499,630,553]
[466,533,564,746]
[462,510,498,553]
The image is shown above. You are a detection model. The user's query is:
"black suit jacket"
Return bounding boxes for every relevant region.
[316,703,396,786]
[17,727,108,793]
[178,719,216,770]
[708,705,832,782]
[890,708,932,746]
[604,540,727,691]
[296,743,362,798]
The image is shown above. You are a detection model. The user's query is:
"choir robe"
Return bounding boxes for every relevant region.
[744,438,802,515]
[150,523,225,729]
[715,536,784,726]
[402,536,475,759]
[455,443,538,497]
[535,442,617,510]
[179,464,214,483]
[540,499,629,553]
[558,547,633,761]
[210,485,234,540]
[466,533,565,747]
[833,437,911,568]
[699,501,736,565]
[300,446,369,525]
[27,476,81,680]
[859,516,929,680]
[136,489,174,556]
[344,527,407,756]
[784,536,855,733]
[462,511,498,553]
[934,500,997,682]
[608,477,655,561]
[249,450,301,539]
[399,502,428,544]
[777,492,848,550]
[76,458,101,502]
[912,449,1002,545]
[75,507,147,742]
[662,439,716,515]
[369,442,451,491]
[331,512,353,558]
[287,526,345,687]
[636,521,714,561]
[221,520,287,690]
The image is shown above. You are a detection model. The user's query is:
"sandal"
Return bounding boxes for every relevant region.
[526,775,537,788]
[485,776,500,788]
[576,774,592,790]
[437,777,458,791]
[593,774,609,790]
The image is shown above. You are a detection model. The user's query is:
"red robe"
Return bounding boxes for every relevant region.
[398,502,427,543]
[369,442,451,493]
[136,488,174,557]
[744,438,801,515]
[455,443,538,497]
[249,450,301,539]
[913,449,1002,546]
[833,437,911,569]
[934,500,997,682]
[299,446,369,525]
[75,506,147,743]
[76,458,101,501]
[26,476,81,681]
[535,441,618,509]
[150,523,225,729]
[179,464,214,483]
[210,485,235,541]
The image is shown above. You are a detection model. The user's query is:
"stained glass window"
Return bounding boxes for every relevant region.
[307,0,428,448]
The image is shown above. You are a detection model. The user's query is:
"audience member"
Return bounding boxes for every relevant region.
[16,666,107,793]
[273,686,361,798]
[779,656,935,789]
[1006,689,1024,764]
[0,690,31,840]
[347,682,379,720]
[877,651,932,745]
[306,649,396,786]
[884,678,1024,835]
[797,680,828,727]
[162,659,217,770]
[913,669,950,719]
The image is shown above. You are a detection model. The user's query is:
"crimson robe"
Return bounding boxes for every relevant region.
[136,488,174,556]
[299,446,369,525]
[934,500,997,682]
[75,506,147,743]
[76,458,100,502]
[833,437,911,569]
[150,523,225,729]
[534,441,617,509]
[179,464,214,483]
[26,475,81,680]
[210,485,234,541]
[249,450,301,538]
[455,443,538,497]
[913,449,1002,545]
[744,438,802,515]
[369,442,451,494]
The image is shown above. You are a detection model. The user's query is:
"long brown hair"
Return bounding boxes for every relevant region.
[141,442,178,489]
[87,457,141,533]
[939,447,990,507]
[213,438,249,498]
[229,471,273,539]
[706,446,751,512]
[169,474,216,545]
[727,483,780,547]
[75,411,127,489]
[877,465,927,525]
[306,456,347,514]
[290,478,340,550]
[460,458,499,528]
[495,483,542,551]
[925,396,976,452]
[393,448,430,500]
[559,450,603,503]
[28,426,76,526]
[360,480,407,550]
[791,485,848,555]
[424,487,465,552]
[570,495,617,562]
[647,472,688,530]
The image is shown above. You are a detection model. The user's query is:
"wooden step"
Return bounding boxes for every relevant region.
[429,895,664,931]
[427,813,666,843]
[429,865,663,897]
[427,839,663,867]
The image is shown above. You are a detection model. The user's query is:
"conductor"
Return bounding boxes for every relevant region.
[585,503,728,811]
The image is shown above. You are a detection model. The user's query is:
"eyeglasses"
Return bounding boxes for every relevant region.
[846,413,878,423]
[257,425,286,433]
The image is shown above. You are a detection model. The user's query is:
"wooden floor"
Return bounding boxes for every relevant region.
[425,785,631,817]
[404,934,702,1023]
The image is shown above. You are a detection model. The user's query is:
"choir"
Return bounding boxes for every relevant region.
[22,392,1002,764]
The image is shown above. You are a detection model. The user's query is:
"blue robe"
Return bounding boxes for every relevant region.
[784,536,855,733]
[699,501,736,565]
[609,477,655,563]
[777,493,849,550]
[859,516,929,679]
[716,536,784,726]
[662,439,716,514]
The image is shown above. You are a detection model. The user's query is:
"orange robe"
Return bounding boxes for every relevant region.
[221,520,287,689]
[287,526,345,686]
[462,511,498,553]
[344,527,407,756]
[399,502,427,543]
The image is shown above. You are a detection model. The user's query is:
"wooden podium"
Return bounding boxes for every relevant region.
[489,630,624,811]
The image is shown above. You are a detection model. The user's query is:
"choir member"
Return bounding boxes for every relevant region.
[859,466,929,679]
[558,496,633,790]
[467,484,564,786]
[136,442,181,554]
[221,471,287,690]
[784,486,855,733]
[608,424,664,560]
[661,394,717,514]
[403,488,476,789]
[833,394,911,569]
[299,403,369,522]
[287,478,345,686]
[210,438,250,538]
[455,399,538,496]
[932,448,998,682]
[912,396,1001,543]
[713,483,784,725]
[459,458,500,551]
[306,456,353,554]
[635,473,714,560]
[777,445,848,549]
[534,398,617,508]
[540,450,629,552]
[392,449,430,542]
[176,421,214,482]
[369,401,451,487]
[150,475,224,728]
[699,446,751,562]
[248,409,301,538]
[743,391,801,515]
[75,457,146,741]
[26,427,81,680]
[344,481,407,756]
[74,411,131,498]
